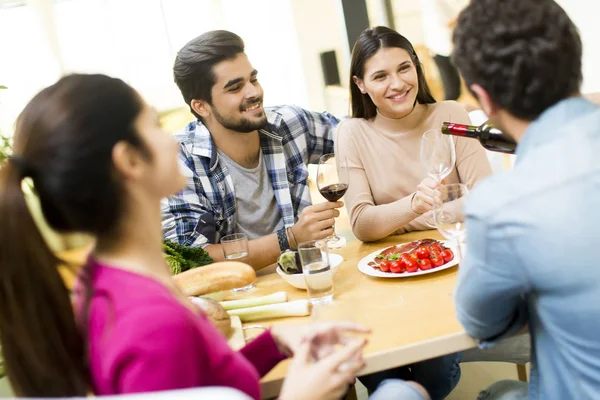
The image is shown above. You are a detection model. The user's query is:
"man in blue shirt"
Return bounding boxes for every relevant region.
[451,0,600,398]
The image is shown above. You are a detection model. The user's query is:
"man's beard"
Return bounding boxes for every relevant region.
[212,98,268,133]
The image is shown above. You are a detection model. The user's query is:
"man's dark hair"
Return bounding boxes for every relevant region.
[173,30,245,120]
[452,0,582,121]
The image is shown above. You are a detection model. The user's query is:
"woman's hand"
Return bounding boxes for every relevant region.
[279,335,367,400]
[411,178,441,214]
[271,322,371,357]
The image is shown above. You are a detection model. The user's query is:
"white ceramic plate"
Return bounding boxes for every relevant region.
[357,240,459,278]
[276,253,344,289]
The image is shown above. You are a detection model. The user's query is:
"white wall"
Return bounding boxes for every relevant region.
[555,0,600,93]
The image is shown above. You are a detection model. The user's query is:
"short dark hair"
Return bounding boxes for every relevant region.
[452,0,582,121]
[350,26,436,119]
[173,30,245,120]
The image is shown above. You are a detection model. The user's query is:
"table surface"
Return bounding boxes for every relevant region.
[227,229,478,399]
[55,216,477,400]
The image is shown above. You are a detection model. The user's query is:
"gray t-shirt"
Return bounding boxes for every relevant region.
[217,149,284,239]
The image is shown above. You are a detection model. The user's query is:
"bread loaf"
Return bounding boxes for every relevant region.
[172,261,255,296]
[189,297,231,336]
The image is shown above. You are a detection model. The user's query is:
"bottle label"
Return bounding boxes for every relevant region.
[442,123,468,136]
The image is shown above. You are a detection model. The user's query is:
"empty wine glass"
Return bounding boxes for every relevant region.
[433,183,469,261]
[421,129,456,227]
[317,154,348,249]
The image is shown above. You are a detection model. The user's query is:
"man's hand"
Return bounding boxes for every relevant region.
[291,201,343,244]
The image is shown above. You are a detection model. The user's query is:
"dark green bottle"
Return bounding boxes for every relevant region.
[441,121,517,154]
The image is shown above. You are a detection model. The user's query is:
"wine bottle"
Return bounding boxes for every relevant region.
[441,120,517,154]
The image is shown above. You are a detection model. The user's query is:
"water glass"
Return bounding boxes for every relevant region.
[433,183,469,260]
[298,240,334,305]
[221,233,254,291]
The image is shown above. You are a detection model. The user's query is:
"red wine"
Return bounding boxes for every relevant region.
[441,121,517,154]
[319,183,348,202]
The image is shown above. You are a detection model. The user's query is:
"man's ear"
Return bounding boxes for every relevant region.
[470,84,497,118]
[352,76,367,94]
[191,99,210,119]
[112,141,144,181]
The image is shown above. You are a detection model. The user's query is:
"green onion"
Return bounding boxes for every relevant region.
[219,292,287,311]
[227,299,311,322]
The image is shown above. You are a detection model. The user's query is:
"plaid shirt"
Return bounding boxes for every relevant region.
[161,105,339,247]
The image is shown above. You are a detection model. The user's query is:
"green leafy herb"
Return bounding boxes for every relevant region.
[163,239,213,274]
[387,254,400,261]
[375,254,385,259]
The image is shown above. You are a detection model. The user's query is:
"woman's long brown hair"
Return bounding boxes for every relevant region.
[0,74,147,396]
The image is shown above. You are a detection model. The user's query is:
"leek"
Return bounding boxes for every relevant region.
[227,299,311,322]
[220,292,287,311]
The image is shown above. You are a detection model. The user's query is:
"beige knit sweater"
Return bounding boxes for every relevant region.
[335,101,492,242]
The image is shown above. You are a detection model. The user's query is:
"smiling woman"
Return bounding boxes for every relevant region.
[334,26,493,396]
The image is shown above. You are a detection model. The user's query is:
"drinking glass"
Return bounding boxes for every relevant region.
[433,183,469,261]
[298,240,334,305]
[317,154,349,249]
[221,233,254,291]
[421,129,456,227]
[309,302,363,370]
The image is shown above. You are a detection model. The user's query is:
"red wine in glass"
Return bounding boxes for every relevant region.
[317,154,348,249]
[319,183,349,202]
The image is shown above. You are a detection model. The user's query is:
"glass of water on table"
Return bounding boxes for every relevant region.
[221,233,254,292]
[298,240,334,305]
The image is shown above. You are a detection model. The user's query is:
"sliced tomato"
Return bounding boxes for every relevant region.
[379,260,391,272]
[430,254,445,267]
[441,249,454,263]
[390,260,404,273]
[418,258,432,270]
[405,259,418,273]
[416,246,430,259]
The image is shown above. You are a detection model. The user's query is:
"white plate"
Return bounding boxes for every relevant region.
[357,240,459,278]
[277,253,344,289]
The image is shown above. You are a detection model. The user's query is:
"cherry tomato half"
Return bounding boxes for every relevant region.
[379,260,391,272]
[405,259,418,273]
[418,258,432,270]
[441,249,454,263]
[430,254,445,267]
[390,260,405,273]
[416,246,430,259]
[429,244,443,254]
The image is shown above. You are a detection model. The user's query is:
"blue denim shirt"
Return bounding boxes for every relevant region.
[455,97,600,399]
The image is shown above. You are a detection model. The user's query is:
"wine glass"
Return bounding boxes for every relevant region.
[316,154,348,249]
[433,183,469,261]
[421,129,456,227]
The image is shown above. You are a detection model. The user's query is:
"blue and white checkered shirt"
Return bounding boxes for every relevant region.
[161,105,339,247]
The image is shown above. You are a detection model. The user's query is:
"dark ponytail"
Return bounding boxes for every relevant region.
[0,161,89,396]
[0,74,147,396]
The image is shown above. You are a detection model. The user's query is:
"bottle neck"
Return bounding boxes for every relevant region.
[441,122,478,138]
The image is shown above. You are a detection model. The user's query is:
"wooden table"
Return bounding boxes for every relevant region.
[235,230,478,399]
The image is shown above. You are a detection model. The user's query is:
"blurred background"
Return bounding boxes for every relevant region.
[1,0,598,135]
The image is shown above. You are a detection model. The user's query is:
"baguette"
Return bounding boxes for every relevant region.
[172,261,256,296]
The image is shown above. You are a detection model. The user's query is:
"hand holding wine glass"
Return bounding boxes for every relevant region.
[316,154,349,249]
